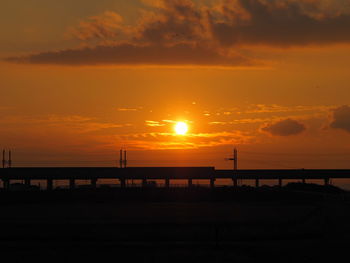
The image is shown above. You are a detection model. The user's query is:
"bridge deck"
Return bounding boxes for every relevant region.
[0,167,349,180]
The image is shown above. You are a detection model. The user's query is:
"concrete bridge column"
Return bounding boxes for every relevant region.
[233,178,238,187]
[120,179,126,188]
[255,178,260,188]
[278,178,283,188]
[324,178,330,186]
[165,178,170,188]
[188,179,193,188]
[24,179,31,187]
[142,179,147,188]
[2,179,10,190]
[210,178,215,189]
[47,179,53,191]
[91,178,97,189]
[69,179,75,190]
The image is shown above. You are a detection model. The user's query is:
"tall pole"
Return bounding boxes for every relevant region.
[234,148,238,171]
[124,150,127,168]
[228,148,238,187]
[119,149,123,168]
[8,150,11,168]
[2,149,5,168]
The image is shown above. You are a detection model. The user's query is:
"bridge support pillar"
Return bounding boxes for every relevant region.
[165,178,170,188]
[232,178,238,187]
[91,178,97,189]
[233,178,238,187]
[142,179,147,188]
[188,179,193,188]
[324,178,330,186]
[120,179,126,188]
[47,179,53,191]
[278,178,283,188]
[210,178,215,189]
[3,179,10,190]
[255,179,260,188]
[69,179,75,190]
[24,179,31,187]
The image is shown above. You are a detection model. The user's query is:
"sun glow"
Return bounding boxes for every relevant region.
[174,122,188,135]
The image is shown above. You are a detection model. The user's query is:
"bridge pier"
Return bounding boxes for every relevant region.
[142,179,147,188]
[324,178,330,186]
[47,179,53,191]
[120,179,126,188]
[278,178,283,188]
[2,179,10,190]
[69,179,75,190]
[233,178,238,187]
[165,178,170,188]
[91,178,97,189]
[210,178,215,189]
[188,179,193,188]
[255,178,260,188]
[24,179,31,187]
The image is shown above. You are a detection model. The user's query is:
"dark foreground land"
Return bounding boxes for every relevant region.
[0,184,350,263]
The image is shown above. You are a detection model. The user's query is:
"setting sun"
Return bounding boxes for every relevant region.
[174,122,188,135]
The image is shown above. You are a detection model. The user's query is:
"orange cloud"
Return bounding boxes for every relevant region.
[330,105,350,133]
[8,0,350,67]
[261,118,306,136]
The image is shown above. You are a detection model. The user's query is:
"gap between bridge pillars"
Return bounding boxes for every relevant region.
[188,179,193,188]
[91,178,97,189]
[47,179,53,191]
[278,178,283,188]
[210,178,215,189]
[69,179,75,190]
[302,178,306,184]
[120,179,126,188]
[165,178,170,188]
[255,178,260,188]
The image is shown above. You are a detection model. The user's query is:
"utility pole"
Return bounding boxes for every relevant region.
[227,148,238,187]
[8,150,11,168]
[119,149,123,168]
[227,148,238,170]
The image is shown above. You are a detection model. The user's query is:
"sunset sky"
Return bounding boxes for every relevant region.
[1,0,350,169]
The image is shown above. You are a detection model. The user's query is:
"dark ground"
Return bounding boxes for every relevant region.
[0,184,349,263]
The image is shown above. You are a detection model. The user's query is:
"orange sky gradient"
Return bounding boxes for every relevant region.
[1,0,350,170]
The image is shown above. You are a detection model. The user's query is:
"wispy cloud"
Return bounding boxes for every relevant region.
[117,107,140,112]
[119,130,253,150]
[145,120,166,127]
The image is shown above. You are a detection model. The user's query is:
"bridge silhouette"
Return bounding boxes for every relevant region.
[1,167,350,190]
